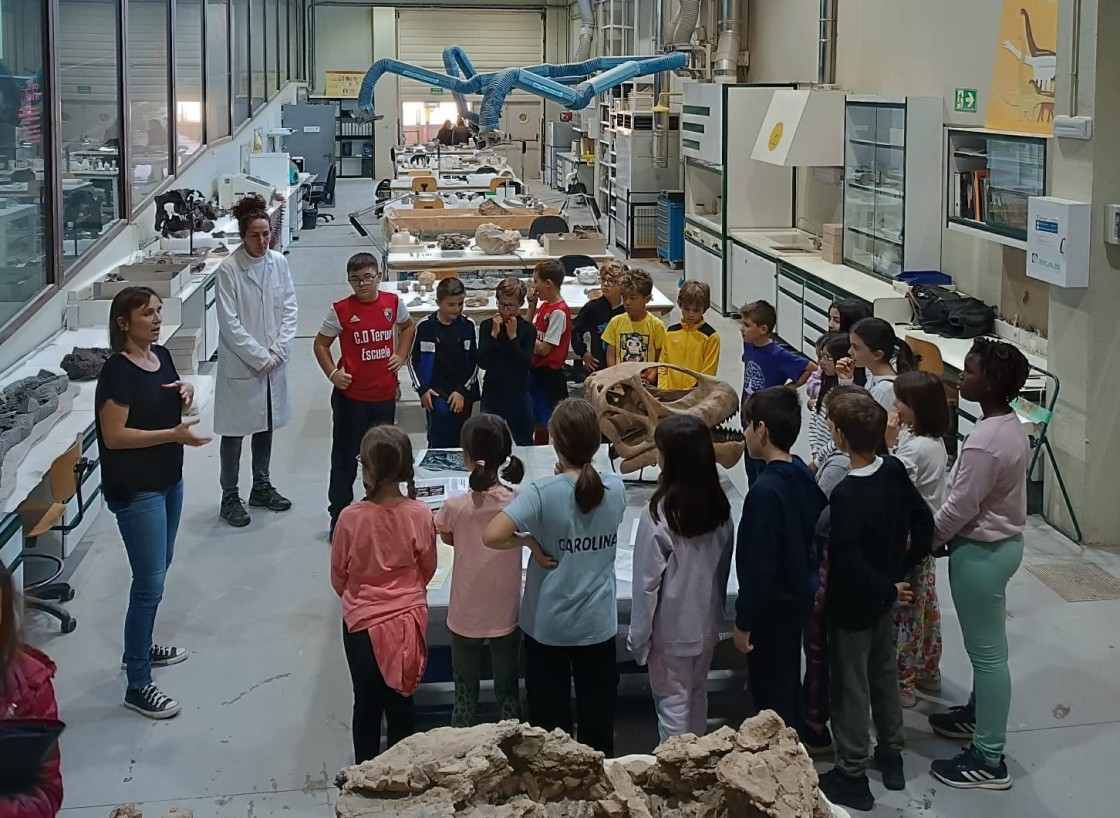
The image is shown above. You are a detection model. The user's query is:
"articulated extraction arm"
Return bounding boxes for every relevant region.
[356,46,687,132]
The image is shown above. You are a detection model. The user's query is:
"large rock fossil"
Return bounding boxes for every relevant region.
[475,222,522,255]
[436,232,471,251]
[60,347,113,381]
[0,369,70,475]
[334,712,833,818]
[584,362,744,473]
[478,198,510,216]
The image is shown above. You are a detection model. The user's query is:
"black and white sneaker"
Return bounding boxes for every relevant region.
[931,746,1012,790]
[929,703,977,739]
[124,683,181,720]
[120,645,189,670]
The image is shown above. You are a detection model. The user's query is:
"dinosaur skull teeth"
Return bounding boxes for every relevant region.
[585,362,744,474]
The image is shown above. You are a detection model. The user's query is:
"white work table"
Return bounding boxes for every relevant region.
[386,238,614,274]
[415,444,744,653]
[0,327,213,515]
[389,173,520,192]
[400,275,674,321]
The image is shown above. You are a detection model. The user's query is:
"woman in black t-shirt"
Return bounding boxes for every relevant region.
[95,286,210,720]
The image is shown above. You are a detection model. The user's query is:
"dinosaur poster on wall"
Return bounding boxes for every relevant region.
[986,0,1058,133]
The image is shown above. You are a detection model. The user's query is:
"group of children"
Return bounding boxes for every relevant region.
[321,257,1034,811]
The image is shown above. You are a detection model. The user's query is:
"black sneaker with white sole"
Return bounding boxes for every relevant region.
[931,745,1012,790]
[929,703,977,739]
[124,683,181,720]
[120,644,188,670]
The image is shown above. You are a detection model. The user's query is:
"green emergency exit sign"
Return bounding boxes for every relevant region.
[429,87,444,96]
[954,88,978,113]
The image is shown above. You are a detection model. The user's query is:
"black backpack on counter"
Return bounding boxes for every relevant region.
[907,285,996,339]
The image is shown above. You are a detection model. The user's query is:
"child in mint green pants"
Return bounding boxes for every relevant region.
[926,339,1031,792]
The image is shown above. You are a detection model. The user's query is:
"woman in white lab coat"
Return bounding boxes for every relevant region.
[213,194,299,527]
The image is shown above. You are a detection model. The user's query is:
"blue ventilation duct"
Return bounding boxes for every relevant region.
[355,50,688,132]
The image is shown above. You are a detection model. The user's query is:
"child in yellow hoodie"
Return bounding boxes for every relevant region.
[659,280,721,389]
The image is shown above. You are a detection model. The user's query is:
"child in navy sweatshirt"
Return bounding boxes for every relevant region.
[817,388,933,813]
[478,277,537,446]
[409,277,480,448]
[733,386,826,735]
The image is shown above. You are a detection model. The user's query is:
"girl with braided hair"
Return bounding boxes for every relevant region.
[927,338,1030,791]
[330,425,436,762]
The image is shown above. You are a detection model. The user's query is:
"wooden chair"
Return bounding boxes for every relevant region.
[411,176,438,193]
[407,169,432,177]
[413,197,444,210]
[906,335,959,406]
[16,436,94,633]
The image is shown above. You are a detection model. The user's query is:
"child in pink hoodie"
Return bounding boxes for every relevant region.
[331,425,436,763]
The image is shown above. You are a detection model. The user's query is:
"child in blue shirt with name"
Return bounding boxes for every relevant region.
[739,300,815,485]
[483,398,626,756]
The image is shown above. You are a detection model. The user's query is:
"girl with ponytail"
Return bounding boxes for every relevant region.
[435,414,529,727]
[330,425,436,762]
[483,398,626,755]
[839,317,917,411]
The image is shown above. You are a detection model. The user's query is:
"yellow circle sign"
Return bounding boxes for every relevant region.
[768,121,784,151]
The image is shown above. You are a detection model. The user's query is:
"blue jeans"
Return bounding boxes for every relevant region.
[481,390,534,447]
[108,481,184,689]
[426,395,472,449]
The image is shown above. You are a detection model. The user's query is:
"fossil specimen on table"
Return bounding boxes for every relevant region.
[60,347,112,381]
[334,711,834,818]
[0,369,70,473]
[436,232,471,251]
[475,222,522,255]
[478,198,510,216]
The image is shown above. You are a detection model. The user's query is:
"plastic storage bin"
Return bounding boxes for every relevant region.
[657,190,684,267]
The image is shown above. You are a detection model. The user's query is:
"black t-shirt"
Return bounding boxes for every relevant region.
[95,346,185,503]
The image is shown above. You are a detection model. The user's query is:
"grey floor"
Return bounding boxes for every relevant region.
[26,180,1120,817]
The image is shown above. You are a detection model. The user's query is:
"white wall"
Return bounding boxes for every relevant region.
[746,0,1046,328]
[0,85,301,373]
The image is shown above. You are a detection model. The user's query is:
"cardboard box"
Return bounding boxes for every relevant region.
[95,262,189,299]
[540,232,608,256]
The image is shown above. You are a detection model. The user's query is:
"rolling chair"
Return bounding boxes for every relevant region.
[528,215,570,242]
[307,164,337,223]
[476,165,498,174]
[559,254,598,277]
[17,436,95,634]
[412,175,438,193]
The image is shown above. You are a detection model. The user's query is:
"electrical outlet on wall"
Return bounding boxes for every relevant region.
[1106,204,1120,245]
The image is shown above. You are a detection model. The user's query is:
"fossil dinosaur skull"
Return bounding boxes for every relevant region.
[584,362,744,473]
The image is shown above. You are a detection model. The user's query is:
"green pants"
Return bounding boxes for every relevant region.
[949,535,1024,765]
[450,629,523,728]
[829,611,906,777]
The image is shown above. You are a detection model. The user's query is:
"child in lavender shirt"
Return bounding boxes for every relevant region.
[628,415,733,742]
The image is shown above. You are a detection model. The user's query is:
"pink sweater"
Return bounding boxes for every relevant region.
[331,499,437,695]
[935,412,1029,544]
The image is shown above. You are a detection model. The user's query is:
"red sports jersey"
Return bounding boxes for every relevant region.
[531,299,572,370]
[334,292,401,402]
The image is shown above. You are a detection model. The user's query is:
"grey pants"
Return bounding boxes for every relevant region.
[829,611,906,777]
[219,431,273,499]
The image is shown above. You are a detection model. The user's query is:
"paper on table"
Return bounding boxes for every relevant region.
[614,519,641,584]
[428,543,454,590]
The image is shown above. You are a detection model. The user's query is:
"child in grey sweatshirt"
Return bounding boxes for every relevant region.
[627,415,734,742]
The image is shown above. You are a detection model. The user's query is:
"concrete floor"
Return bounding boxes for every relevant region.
[26,179,1120,817]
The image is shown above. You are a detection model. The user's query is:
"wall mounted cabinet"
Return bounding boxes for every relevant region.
[945,128,1048,250]
[843,96,942,278]
[681,83,796,315]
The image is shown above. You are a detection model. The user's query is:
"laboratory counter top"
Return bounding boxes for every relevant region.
[386,238,613,273]
[0,327,213,514]
[728,228,902,305]
[413,444,744,649]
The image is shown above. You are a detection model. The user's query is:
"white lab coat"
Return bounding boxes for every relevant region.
[213,246,299,437]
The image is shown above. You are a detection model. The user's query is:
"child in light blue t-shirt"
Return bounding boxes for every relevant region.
[483,398,626,756]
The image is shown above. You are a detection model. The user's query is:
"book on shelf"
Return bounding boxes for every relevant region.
[972,169,990,223]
